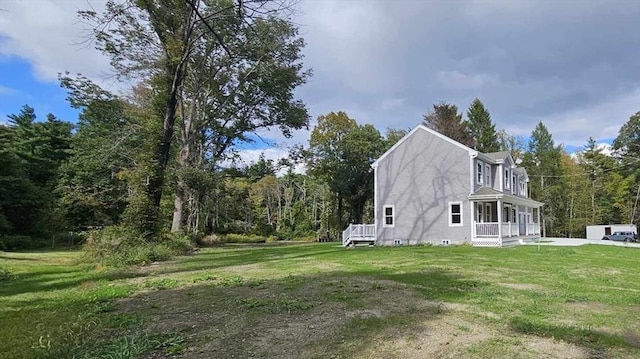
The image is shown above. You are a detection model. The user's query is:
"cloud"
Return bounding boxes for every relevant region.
[2,0,639,152]
[0,85,19,95]
[0,0,112,83]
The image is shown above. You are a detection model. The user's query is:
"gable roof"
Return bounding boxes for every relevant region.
[484,151,510,161]
[372,125,477,169]
[477,151,516,165]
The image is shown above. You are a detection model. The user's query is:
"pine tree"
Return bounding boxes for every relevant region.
[422,102,473,147]
[465,98,499,153]
[522,122,565,236]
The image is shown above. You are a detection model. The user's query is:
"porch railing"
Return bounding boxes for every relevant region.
[342,224,376,246]
[476,223,499,237]
[475,222,540,238]
[500,222,519,237]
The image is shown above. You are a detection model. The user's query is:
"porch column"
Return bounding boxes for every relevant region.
[497,199,503,244]
[525,207,529,235]
[537,207,541,235]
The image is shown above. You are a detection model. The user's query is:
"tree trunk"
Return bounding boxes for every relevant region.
[144,64,184,236]
[337,195,343,231]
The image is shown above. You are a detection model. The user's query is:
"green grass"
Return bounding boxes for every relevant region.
[1,244,639,358]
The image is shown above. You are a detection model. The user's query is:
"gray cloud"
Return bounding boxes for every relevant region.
[1,0,638,150]
[296,0,640,147]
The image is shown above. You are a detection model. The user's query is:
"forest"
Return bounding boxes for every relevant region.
[1,0,639,261]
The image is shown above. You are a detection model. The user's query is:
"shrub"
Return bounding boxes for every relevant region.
[0,235,50,251]
[83,226,195,266]
[221,233,268,244]
[197,234,221,247]
[295,235,317,242]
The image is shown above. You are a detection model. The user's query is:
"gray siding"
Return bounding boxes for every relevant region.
[375,128,472,246]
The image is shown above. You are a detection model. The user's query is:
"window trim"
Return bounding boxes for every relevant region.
[383,205,395,228]
[449,201,463,227]
[477,161,484,184]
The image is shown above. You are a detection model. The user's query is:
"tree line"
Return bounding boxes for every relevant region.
[1,1,639,252]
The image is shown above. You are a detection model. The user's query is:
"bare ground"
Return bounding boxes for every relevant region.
[112,274,631,359]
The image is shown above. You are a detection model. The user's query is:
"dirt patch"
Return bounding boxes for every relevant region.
[497,283,544,291]
[565,301,610,313]
[113,276,620,359]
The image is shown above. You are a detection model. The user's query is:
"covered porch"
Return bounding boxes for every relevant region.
[469,188,543,247]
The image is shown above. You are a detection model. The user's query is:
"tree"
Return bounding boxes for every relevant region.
[497,130,525,163]
[308,112,358,231]
[521,122,564,236]
[170,12,310,232]
[422,102,473,147]
[613,111,640,177]
[1,106,72,236]
[55,81,135,229]
[465,98,499,153]
[577,137,615,224]
[612,111,640,226]
[80,0,308,236]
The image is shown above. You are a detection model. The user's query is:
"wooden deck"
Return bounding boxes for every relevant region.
[342,224,376,247]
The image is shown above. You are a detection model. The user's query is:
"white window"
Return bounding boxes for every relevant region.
[383,205,394,227]
[485,164,491,186]
[449,202,463,226]
[512,175,516,192]
[477,161,483,184]
[504,169,510,189]
[520,182,525,196]
[476,203,483,222]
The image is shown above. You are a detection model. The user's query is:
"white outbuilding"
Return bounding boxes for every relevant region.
[585,224,637,240]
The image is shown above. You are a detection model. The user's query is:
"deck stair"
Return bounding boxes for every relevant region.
[342,224,376,247]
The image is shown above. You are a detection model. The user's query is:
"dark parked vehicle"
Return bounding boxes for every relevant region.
[602,231,637,242]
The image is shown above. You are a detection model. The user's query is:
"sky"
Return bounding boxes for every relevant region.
[1,0,639,164]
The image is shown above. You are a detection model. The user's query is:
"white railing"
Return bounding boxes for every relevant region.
[476,222,534,238]
[342,224,376,246]
[476,223,499,237]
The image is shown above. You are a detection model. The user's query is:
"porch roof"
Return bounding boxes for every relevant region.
[469,187,544,208]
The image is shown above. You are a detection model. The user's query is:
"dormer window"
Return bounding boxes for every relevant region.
[512,175,516,191]
[520,181,526,196]
[477,161,483,184]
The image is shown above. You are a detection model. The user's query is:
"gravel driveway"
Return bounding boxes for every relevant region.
[524,237,640,248]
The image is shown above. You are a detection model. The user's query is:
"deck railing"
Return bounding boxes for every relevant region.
[342,224,376,246]
[527,223,540,235]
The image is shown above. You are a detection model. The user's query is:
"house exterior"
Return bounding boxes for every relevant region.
[342,125,543,248]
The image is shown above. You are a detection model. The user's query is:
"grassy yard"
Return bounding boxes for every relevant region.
[1,243,639,358]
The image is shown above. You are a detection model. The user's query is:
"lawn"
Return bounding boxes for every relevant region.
[1,243,639,358]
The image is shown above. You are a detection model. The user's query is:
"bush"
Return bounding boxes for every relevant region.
[197,234,221,247]
[0,235,50,251]
[295,235,317,242]
[221,233,268,244]
[83,226,195,266]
